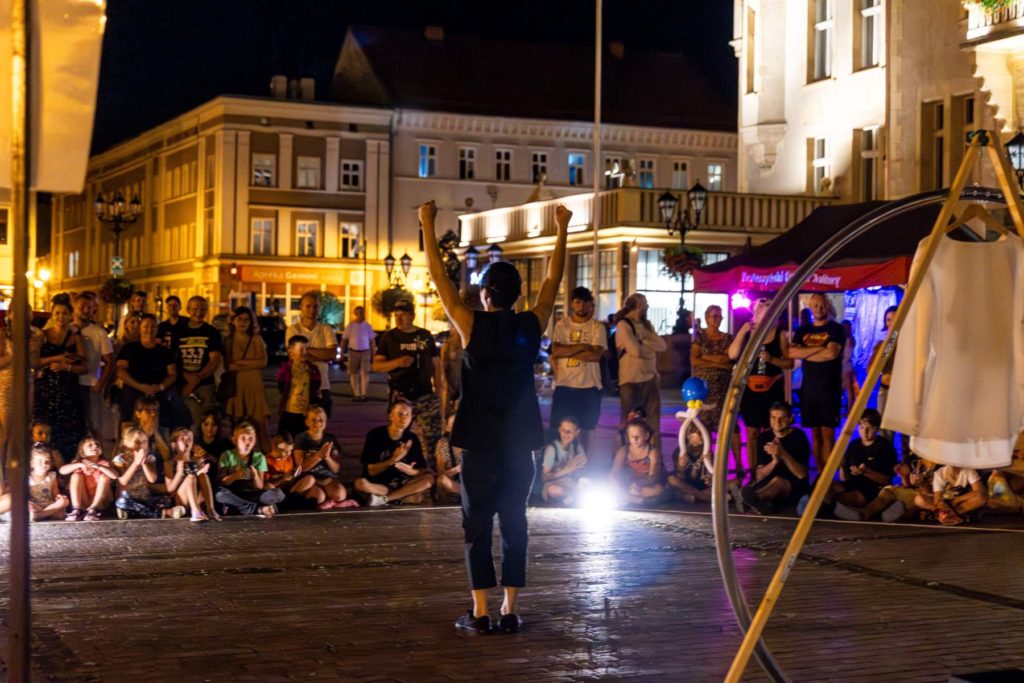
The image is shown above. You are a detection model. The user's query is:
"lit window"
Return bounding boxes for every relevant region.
[495,149,512,181]
[604,156,623,189]
[635,248,730,334]
[859,0,882,69]
[459,147,476,180]
[67,251,80,278]
[638,158,655,189]
[296,220,319,257]
[531,151,548,183]
[707,163,724,192]
[812,0,833,81]
[568,153,586,186]
[672,160,689,190]
[418,144,437,178]
[340,159,363,190]
[812,138,830,194]
[251,218,275,255]
[341,222,362,259]
[296,156,321,189]
[0,208,8,245]
[252,154,276,187]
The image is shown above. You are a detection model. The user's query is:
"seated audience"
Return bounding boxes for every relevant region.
[215,422,285,517]
[611,418,664,506]
[739,402,810,515]
[60,435,117,521]
[133,395,170,461]
[916,464,987,526]
[112,426,185,519]
[540,416,589,506]
[840,453,936,523]
[355,399,434,507]
[434,414,462,504]
[0,446,69,521]
[667,427,713,504]
[30,420,64,470]
[293,406,349,509]
[829,409,898,521]
[167,427,210,522]
[276,335,322,439]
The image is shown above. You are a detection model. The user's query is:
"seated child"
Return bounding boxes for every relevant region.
[611,418,664,506]
[840,453,936,523]
[915,464,987,526]
[30,420,64,470]
[60,435,117,521]
[739,402,810,515]
[0,445,69,521]
[354,399,434,507]
[831,409,898,521]
[215,422,285,517]
[540,416,589,506]
[275,336,322,439]
[667,426,713,504]
[293,406,349,510]
[435,414,462,504]
[168,427,212,522]
[112,426,185,519]
[264,433,320,512]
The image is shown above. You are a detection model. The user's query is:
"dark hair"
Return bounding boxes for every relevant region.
[165,295,181,305]
[133,395,160,412]
[133,291,147,298]
[287,334,309,348]
[232,306,256,334]
[74,291,97,302]
[625,418,653,438]
[881,305,898,330]
[769,401,793,417]
[556,415,580,429]
[272,432,295,446]
[479,261,522,309]
[199,408,223,428]
[570,286,594,304]
[139,313,158,325]
[390,398,414,412]
[51,293,72,311]
[860,408,882,429]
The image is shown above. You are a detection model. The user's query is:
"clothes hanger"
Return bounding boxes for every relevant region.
[947,202,1010,238]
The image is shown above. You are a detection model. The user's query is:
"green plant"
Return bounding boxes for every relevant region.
[661,245,705,280]
[99,277,134,305]
[371,285,414,320]
[315,291,345,327]
[967,0,1013,9]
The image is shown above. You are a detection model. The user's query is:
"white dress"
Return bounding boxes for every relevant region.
[881,232,1024,469]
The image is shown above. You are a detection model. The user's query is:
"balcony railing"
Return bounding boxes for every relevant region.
[459,187,833,245]
[964,0,1024,43]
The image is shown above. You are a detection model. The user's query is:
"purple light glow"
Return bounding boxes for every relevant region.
[731,291,752,309]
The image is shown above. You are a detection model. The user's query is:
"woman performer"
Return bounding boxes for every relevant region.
[421,199,569,635]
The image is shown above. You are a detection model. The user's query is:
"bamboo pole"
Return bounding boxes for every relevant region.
[723,134,1002,682]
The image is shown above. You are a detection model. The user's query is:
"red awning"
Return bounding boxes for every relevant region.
[694,256,912,292]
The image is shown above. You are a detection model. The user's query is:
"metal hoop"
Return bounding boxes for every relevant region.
[709,187,1010,682]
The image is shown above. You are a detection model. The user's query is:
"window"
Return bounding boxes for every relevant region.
[568,153,586,186]
[811,138,830,194]
[205,155,215,189]
[638,158,656,189]
[0,208,7,245]
[296,220,319,257]
[296,156,321,189]
[494,149,512,181]
[252,154,276,187]
[858,0,882,69]
[531,151,548,183]
[636,248,729,334]
[672,160,689,190]
[340,159,363,190]
[965,95,975,126]
[459,147,476,180]
[67,251,80,278]
[920,101,945,191]
[251,218,275,255]
[860,127,880,201]
[707,163,724,192]
[575,253,593,289]
[604,155,623,189]
[811,0,833,81]
[418,144,437,178]
[341,222,362,259]
[746,6,758,93]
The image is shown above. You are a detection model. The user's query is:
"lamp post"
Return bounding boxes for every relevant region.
[487,242,503,264]
[463,245,479,285]
[383,251,412,287]
[94,191,142,329]
[1005,129,1024,189]
[657,181,708,334]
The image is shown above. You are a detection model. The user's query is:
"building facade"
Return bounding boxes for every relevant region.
[51,96,395,327]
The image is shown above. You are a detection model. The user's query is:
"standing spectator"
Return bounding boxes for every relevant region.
[739,402,811,515]
[275,335,322,438]
[373,300,443,458]
[117,311,143,350]
[156,294,188,348]
[115,314,186,428]
[33,296,87,463]
[130,290,147,314]
[841,320,857,411]
[223,306,270,451]
[549,286,606,458]
[341,305,375,402]
[690,305,741,479]
[872,305,899,442]
[355,398,434,506]
[286,291,337,417]
[787,292,845,474]
[73,292,115,443]
[614,293,667,446]
[178,296,223,425]
[728,298,792,484]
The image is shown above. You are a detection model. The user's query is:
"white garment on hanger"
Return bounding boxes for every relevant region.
[882,232,1024,469]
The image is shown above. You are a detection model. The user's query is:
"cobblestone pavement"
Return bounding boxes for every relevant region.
[3,507,1024,682]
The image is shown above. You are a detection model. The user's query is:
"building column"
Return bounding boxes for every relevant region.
[325,137,340,192]
[214,130,237,256]
[277,208,293,257]
[278,133,293,190]
[196,135,207,257]
[235,131,251,256]
[365,138,390,260]
[325,211,340,259]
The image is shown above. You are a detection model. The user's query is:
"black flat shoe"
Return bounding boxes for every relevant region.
[498,613,521,634]
[455,611,491,635]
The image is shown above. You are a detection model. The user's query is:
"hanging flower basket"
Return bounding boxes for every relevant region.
[661,246,705,280]
[966,0,1014,9]
[99,277,134,305]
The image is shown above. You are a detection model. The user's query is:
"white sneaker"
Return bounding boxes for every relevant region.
[832,501,862,521]
[880,500,905,523]
[369,494,388,507]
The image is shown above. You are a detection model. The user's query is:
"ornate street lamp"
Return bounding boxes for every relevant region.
[658,182,709,334]
[400,252,412,277]
[487,242,503,263]
[95,191,143,269]
[464,245,479,271]
[1006,129,1024,189]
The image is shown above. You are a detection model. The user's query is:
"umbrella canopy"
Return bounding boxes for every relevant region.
[694,201,943,292]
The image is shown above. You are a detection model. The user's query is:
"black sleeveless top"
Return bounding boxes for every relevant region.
[750,327,784,378]
[450,309,544,453]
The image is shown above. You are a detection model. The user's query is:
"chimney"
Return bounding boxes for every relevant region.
[424,25,444,41]
[270,75,287,98]
[609,41,625,59]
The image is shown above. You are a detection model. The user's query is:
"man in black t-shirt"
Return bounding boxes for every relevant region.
[373,300,443,457]
[178,296,224,425]
[156,295,189,349]
[831,408,898,520]
[787,292,846,473]
[739,402,811,514]
[353,399,434,506]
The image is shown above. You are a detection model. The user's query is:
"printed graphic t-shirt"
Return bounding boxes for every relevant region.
[178,322,223,387]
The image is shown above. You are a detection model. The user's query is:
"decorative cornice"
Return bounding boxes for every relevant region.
[395,109,737,151]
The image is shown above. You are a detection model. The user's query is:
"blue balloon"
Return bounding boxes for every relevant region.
[682,377,709,402]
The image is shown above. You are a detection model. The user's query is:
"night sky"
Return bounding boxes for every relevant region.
[93,0,736,153]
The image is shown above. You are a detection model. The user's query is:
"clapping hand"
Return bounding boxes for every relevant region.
[392,440,413,462]
[395,461,417,476]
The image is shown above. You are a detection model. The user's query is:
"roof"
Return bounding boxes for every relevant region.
[330,25,736,131]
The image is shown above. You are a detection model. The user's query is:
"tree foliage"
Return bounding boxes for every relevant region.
[315,291,345,327]
[371,285,415,319]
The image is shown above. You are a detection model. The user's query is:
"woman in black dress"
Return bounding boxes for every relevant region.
[33,296,87,464]
[422,199,569,635]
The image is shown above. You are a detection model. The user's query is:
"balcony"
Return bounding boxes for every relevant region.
[963,0,1024,46]
[458,187,833,246]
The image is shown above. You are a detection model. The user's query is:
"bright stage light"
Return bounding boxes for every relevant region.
[731,290,751,309]
[578,483,620,513]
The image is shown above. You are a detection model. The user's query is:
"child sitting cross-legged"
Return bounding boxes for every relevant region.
[60,435,117,521]
[0,445,70,521]
[167,428,214,522]
[667,426,713,504]
[540,416,589,506]
[434,414,462,504]
[915,464,987,526]
[610,418,665,506]
[829,409,898,521]
[292,405,351,510]
[215,422,285,517]
[112,426,186,519]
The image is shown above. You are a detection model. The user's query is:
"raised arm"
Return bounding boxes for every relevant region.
[421,201,474,345]
[531,205,572,330]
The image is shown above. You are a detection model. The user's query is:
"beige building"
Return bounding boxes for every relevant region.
[51,95,395,327]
